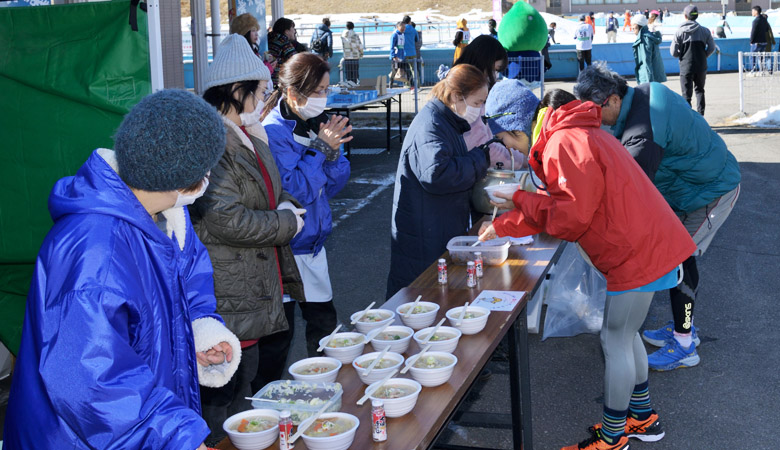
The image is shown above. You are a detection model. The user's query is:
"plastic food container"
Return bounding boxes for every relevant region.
[318,332,366,364]
[367,378,422,418]
[395,301,440,330]
[413,326,462,353]
[223,409,280,450]
[407,351,458,387]
[300,412,360,450]
[370,325,414,353]
[484,183,521,202]
[446,236,511,265]
[250,380,343,425]
[350,308,396,334]
[352,351,404,385]
[445,305,491,335]
[288,356,342,383]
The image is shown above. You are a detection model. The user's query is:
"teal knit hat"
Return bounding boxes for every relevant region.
[205,34,271,90]
[115,89,226,191]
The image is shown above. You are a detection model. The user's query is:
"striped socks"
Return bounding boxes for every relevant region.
[629,381,653,420]
[600,406,627,444]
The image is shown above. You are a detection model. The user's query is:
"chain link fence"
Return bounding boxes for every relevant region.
[738,51,780,115]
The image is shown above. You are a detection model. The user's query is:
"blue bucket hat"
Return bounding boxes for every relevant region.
[485,79,540,136]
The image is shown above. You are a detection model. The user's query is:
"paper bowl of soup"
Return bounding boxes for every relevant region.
[370,325,414,354]
[367,378,422,418]
[408,351,459,387]
[300,412,360,450]
[223,409,279,450]
[413,326,462,353]
[445,305,491,335]
[352,351,404,384]
[350,308,396,334]
[319,332,365,364]
[288,356,342,383]
[395,301,440,330]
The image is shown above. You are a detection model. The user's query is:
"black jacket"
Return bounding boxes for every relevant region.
[750,14,770,44]
[670,20,715,73]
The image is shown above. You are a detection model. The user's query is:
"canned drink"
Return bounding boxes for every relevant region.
[437,258,448,284]
[467,261,476,288]
[279,410,293,450]
[371,399,388,442]
[474,252,484,278]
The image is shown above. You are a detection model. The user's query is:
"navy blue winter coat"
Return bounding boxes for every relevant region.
[387,99,489,298]
[4,149,230,449]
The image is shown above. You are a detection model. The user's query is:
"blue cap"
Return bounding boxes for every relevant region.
[485,79,540,136]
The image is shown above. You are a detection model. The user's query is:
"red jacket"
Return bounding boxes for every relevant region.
[493,101,696,292]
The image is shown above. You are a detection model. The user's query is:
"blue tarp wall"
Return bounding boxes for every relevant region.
[185,37,753,88]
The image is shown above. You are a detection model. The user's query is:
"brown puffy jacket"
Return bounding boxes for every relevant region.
[191,122,305,340]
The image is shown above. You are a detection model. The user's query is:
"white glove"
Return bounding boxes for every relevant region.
[278,201,306,237]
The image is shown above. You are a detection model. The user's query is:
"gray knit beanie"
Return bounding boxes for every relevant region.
[205,34,271,90]
[115,89,226,191]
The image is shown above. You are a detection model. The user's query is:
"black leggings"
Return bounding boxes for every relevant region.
[669,255,699,334]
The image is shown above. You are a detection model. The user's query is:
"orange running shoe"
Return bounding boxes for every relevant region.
[591,411,665,442]
[561,428,629,450]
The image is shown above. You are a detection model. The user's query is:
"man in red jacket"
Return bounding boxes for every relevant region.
[479,83,696,450]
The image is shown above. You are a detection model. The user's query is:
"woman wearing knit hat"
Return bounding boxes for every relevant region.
[192,34,307,446]
[4,89,239,450]
[231,13,276,91]
[261,52,352,357]
[632,14,667,84]
[478,85,696,450]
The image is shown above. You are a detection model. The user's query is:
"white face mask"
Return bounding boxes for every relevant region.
[297,96,328,119]
[239,92,263,127]
[458,98,482,124]
[174,176,209,208]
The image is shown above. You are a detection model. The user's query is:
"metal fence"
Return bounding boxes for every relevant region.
[337,54,546,114]
[738,51,780,114]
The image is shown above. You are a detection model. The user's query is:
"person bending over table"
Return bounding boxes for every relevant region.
[4,90,240,450]
[478,85,696,450]
[386,64,490,299]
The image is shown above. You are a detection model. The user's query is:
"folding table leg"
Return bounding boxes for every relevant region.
[386,99,391,152]
[397,94,403,142]
[508,309,533,450]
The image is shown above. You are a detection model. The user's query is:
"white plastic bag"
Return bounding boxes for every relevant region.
[542,242,607,340]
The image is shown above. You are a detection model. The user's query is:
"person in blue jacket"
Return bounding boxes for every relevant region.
[402,15,419,87]
[631,14,667,83]
[575,63,741,372]
[389,21,406,87]
[386,64,490,299]
[262,52,352,356]
[3,90,241,450]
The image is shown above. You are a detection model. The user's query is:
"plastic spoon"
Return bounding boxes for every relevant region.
[351,301,377,325]
[363,321,392,343]
[421,318,447,346]
[244,397,282,402]
[357,368,399,406]
[404,295,423,318]
[362,345,392,377]
[455,302,470,327]
[290,395,340,443]
[400,343,433,374]
[316,324,343,352]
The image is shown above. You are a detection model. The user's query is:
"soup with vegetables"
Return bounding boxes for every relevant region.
[460,311,484,320]
[421,333,453,342]
[373,384,417,399]
[375,331,410,341]
[359,312,388,323]
[232,416,276,433]
[327,336,362,348]
[402,305,431,315]
[294,363,336,375]
[356,358,397,369]
[303,417,355,437]
[413,355,454,369]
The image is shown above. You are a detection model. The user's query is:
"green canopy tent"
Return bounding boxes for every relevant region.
[0,0,153,355]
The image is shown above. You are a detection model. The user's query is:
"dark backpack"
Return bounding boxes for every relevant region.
[312,31,326,53]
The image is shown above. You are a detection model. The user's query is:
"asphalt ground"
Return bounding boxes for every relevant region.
[2,72,779,449]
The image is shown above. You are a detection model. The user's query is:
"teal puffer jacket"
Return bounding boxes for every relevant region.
[633,27,667,84]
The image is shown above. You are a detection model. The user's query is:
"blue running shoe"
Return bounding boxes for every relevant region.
[642,320,700,348]
[648,338,700,371]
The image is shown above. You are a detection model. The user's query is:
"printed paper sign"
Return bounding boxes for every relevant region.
[472,290,527,312]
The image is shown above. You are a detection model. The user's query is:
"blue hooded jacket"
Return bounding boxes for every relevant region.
[3,149,224,449]
[610,83,740,213]
[263,105,351,256]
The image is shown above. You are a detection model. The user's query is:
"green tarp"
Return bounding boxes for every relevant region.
[0,0,151,354]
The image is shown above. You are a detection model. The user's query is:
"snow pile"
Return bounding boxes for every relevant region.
[736,105,780,128]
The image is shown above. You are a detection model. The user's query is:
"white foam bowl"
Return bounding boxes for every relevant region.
[352,351,404,385]
[369,325,414,354]
[319,332,366,364]
[484,183,521,202]
[223,409,280,450]
[445,306,491,335]
[413,326,462,354]
[367,378,422,418]
[300,412,360,450]
[407,351,459,387]
[350,308,396,334]
[288,356,342,383]
[395,301,440,330]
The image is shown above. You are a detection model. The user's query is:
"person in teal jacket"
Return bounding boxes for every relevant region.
[631,15,666,83]
[575,63,741,372]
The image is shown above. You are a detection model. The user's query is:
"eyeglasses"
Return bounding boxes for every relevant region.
[601,96,611,108]
[484,111,516,120]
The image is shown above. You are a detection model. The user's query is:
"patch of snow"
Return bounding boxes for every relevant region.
[736,104,780,127]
